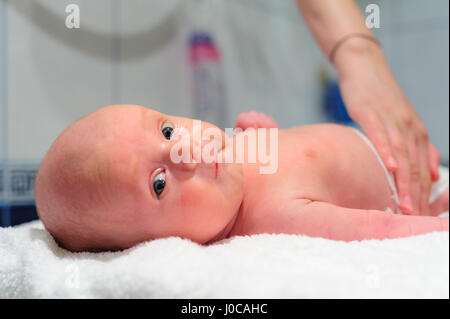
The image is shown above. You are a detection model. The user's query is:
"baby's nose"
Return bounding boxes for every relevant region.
[165,134,198,172]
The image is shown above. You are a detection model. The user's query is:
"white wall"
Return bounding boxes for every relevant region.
[1,0,328,164]
[4,0,114,162]
[0,0,7,163]
[1,0,448,165]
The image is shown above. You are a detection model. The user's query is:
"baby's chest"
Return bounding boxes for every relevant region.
[247,138,389,210]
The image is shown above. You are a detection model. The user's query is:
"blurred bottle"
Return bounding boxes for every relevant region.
[187,29,227,128]
[319,68,355,126]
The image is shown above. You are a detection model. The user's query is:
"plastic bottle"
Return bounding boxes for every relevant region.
[187,29,227,128]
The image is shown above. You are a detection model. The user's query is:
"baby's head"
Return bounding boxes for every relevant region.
[35,105,244,252]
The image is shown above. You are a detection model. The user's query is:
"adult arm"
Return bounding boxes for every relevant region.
[295,0,441,215]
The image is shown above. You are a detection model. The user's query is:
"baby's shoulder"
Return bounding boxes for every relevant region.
[283,123,353,136]
[234,197,312,236]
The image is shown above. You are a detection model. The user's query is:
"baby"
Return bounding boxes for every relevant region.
[35,105,449,252]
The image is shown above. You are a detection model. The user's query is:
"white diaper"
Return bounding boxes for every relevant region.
[351,128,449,215]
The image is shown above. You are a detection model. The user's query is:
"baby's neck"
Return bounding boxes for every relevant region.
[205,202,243,244]
[207,130,278,243]
[208,162,258,244]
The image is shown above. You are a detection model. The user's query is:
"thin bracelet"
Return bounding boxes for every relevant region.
[329,33,381,64]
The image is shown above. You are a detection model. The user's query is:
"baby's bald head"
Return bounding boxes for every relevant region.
[35,105,148,251]
[35,104,244,252]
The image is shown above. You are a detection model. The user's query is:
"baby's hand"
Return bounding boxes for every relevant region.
[234,111,279,131]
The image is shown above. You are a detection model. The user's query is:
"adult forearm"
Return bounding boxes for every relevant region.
[295,0,381,71]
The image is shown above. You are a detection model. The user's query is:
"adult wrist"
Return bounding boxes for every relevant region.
[332,36,386,79]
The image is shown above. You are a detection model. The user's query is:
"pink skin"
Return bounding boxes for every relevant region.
[35,106,448,252]
[231,111,448,240]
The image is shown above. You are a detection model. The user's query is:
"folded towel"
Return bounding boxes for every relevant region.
[0,221,448,298]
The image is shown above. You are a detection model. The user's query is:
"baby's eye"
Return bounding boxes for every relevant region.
[153,171,166,196]
[161,122,174,140]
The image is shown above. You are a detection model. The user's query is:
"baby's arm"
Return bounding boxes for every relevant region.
[270,200,449,241]
[234,111,279,130]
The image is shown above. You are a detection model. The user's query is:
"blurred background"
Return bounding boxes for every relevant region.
[0,0,448,226]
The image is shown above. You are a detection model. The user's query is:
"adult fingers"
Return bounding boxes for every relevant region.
[388,126,414,214]
[356,110,397,171]
[403,128,422,215]
[428,143,441,182]
[415,124,431,215]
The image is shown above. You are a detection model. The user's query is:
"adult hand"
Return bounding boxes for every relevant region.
[335,38,440,215]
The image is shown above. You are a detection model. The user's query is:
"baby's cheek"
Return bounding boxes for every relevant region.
[175,183,219,219]
[176,189,201,210]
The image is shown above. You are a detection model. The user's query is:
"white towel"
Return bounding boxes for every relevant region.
[0,220,448,298]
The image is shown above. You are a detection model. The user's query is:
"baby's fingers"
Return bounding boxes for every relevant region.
[234,112,256,130]
[385,216,448,238]
[234,111,279,130]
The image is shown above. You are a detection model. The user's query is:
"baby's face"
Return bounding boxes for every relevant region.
[37,105,244,251]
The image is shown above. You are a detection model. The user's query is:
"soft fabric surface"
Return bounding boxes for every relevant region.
[0,220,448,298]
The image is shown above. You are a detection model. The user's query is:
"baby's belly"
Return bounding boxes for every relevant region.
[276,125,397,211]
